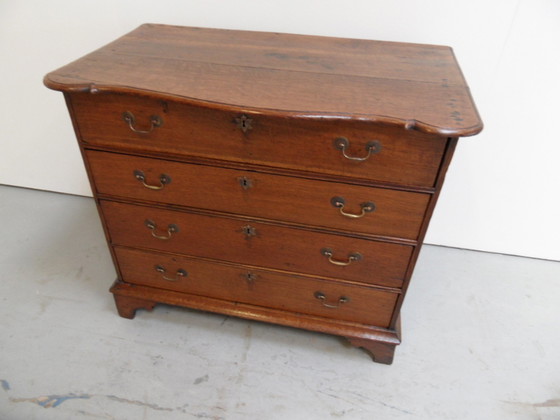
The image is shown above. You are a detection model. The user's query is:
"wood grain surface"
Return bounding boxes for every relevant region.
[114,246,398,327]
[87,150,430,240]
[100,200,413,288]
[45,24,483,136]
[45,24,484,363]
[69,92,448,187]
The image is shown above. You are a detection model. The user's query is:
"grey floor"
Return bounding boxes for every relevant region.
[0,184,558,420]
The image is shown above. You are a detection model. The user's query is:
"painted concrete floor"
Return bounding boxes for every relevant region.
[0,184,558,420]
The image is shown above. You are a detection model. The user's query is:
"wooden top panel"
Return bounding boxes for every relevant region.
[44,24,482,137]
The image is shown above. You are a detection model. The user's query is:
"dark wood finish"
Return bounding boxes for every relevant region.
[45,24,482,137]
[110,279,402,347]
[70,92,448,188]
[112,294,156,319]
[114,246,399,327]
[45,24,482,364]
[101,200,413,288]
[87,150,430,239]
[346,337,397,364]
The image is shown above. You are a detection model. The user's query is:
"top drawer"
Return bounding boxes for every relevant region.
[69,92,447,187]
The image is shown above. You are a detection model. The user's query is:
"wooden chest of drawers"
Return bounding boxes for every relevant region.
[44,24,482,364]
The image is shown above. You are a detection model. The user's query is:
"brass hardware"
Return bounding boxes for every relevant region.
[330,196,375,219]
[133,170,171,190]
[242,272,258,284]
[123,111,163,134]
[245,273,258,282]
[314,291,350,308]
[234,114,253,133]
[243,272,258,283]
[155,264,187,281]
[145,219,179,240]
[321,248,362,266]
[238,176,254,190]
[241,225,257,238]
[334,137,381,161]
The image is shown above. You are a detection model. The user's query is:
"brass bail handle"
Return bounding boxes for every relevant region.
[123,111,163,134]
[334,137,382,161]
[134,170,171,190]
[145,219,179,240]
[314,291,350,309]
[154,265,187,282]
[321,248,362,266]
[331,196,375,219]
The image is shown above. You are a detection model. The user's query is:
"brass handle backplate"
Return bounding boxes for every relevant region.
[123,111,163,134]
[145,219,179,240]
[331,196,375,219]
[155,264,187,281]
[334,137,381,161]
[314,291,350,309]
[134,170,171,190]
[321,248,362,266]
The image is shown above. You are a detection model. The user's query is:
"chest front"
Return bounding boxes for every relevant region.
[45,24,482,364]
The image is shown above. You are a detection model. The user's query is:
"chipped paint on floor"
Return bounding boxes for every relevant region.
[11,393,91,408]
[105,395,175,412]
[5,388,191,413]
[0,380,10,391]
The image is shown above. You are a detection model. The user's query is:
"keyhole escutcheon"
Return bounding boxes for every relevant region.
[241,225,257,238]
[234,114,254,133]
[238,176,254,190]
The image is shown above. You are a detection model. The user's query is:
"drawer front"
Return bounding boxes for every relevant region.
[114,247,398,327]
[101,201,413,288]
[71,93,447,187]
[87,150,430,240]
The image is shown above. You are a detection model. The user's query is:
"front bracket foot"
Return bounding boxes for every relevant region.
[112,294,156,319]
[346,337,397,364]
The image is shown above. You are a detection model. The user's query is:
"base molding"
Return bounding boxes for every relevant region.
[110,280,401,364]
[346,337,398,364]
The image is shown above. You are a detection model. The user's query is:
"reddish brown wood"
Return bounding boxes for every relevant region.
[346,337,397,364]
[89,24,468,85]
[87,150,430,240]
[69,92,448,188]
[100,200,413,288]
[112,293,157,319]
[45,25,482,364]
[114,246,399,327]
[110,279,401,346]
[44,24,482,137]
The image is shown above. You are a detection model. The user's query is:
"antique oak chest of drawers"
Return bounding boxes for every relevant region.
[44,24,482,364]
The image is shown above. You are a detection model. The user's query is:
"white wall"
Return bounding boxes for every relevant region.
[1,0,559,261]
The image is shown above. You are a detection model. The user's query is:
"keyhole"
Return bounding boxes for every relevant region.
[241,272,258,290]
[242,225,257,238]
[245,272,257,283]
[238,176,253,190]
[234,115,253,133]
